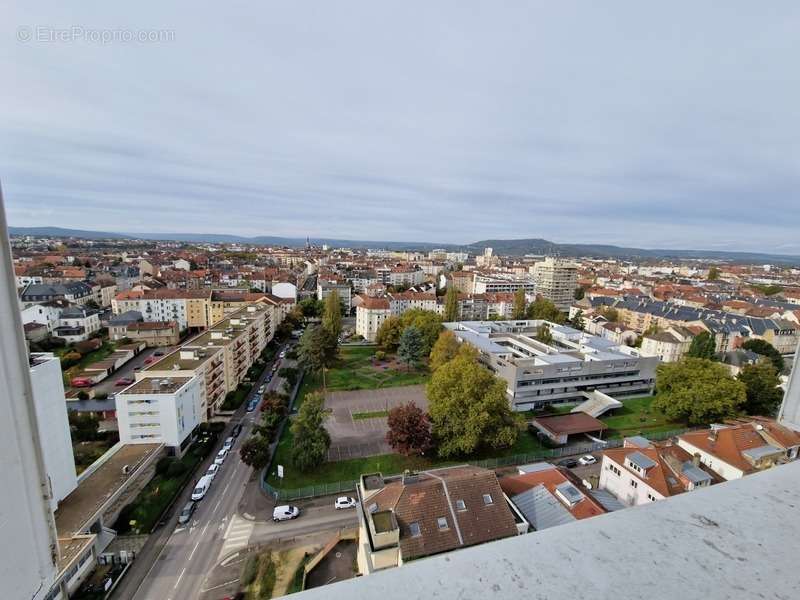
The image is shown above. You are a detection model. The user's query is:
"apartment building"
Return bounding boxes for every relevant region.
[317,280,352,312]
[113,289,212,331]
[640,325,696,362]
[532,257,579,309]
[472,273,536,295]
[125,320,181,347]
[356,467,519,575]
[20,281,96,308]
[140,302,272,417]
[676,419,800,481]
[599,438,716,507]
[116,376,202,456]
[355,296,391,341]
[53,306,101,343]
[444,320,658,411]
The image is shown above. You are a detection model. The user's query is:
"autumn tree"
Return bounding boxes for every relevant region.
[653,358,746,425]
[738,361,783,416]
[386,402,433,456]
[429,330,461,372]
[443,286,459,322]
[708,266,720,281]
[512,288,527,319]
[568,309,585,331]
[376,315,403,349]
[298,324,336,372]
[427,352,517,457]
[686,331,717,360]
[290,392,330,471]
[239,436,272,470]
[536,322,553,345]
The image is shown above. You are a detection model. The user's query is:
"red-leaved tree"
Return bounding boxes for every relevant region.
[386,402,434,456]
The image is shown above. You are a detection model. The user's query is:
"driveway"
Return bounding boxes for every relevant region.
[91,347,159,397]
[324,385,427,461]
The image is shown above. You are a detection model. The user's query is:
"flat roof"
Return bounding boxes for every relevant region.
[120,376,192,395]
[56,535,94,574]
[54,443,162,536]
[532,413,607,436]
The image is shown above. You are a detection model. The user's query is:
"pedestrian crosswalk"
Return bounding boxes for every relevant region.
[218,515,254,559]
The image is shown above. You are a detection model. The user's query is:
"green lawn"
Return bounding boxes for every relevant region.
[352,410,390,420]
[325,345,429,390]
[602,395,685,438]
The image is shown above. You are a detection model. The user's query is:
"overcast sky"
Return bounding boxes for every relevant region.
[3,2,800,252]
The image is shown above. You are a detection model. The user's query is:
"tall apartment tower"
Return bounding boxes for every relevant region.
[532,257,579,309]
[0,188,61,599]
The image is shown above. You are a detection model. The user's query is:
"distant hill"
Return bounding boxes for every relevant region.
[8,226,800,265]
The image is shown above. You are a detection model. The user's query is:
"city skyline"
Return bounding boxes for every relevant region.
[5,2,800,253]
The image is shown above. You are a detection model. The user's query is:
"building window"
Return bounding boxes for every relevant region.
[630,480,638,488]
[647,493,657,502]
[483,494,493,505]
[455,499,466,511]
[437,517,449,531]
[409,522,421,537]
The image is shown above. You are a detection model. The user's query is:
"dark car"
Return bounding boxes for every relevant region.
[154,350,165,356]
[231,423,243,438]
[177,501,196,525]
[557,458,579,468]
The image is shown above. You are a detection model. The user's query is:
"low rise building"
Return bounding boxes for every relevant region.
[445,320,658,411]
[54,306,101,343]
[125,320,181,347]
[355,296,391,341]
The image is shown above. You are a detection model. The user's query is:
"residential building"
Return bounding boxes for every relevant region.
[472,273,536,295]
[317,280,352,312]
[599,438,716,507]
[499,463,606,531]
[444,320,658,411]
[532,257,579,309]
[108,310,144,340]
[53,306,101,343]
[21,299,70,333]
[112,289,213,331]
[355,296,391,341]
[356,467,519,575]
[676,419,800,480]
[20,281,96,308]
[125,320,181,347]
[116,376,202,455]
[640,326,695,362]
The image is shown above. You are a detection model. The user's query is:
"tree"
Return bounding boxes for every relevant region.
[536,322,553,345]
[68,412,100,442]
[574,286,585,300]
[399,309,443,356]
[278,366,299,388]
[429,330,461,372]
[85,299,100,310]
[512,288,527,319]
[443,286,459,322]
[386,402,434,456]
[687,331,717,360]
[376,315,403,350]
[298,325,336,372]
[599,306,619,322]
[322,290,343,339]
[290,392,331,471]
[568,309,585,331]
[427,353,518,457]
[738,361,783,416]
[526,296,565,323]
[708,266,720,281]
[653,358,746,425]
[298,298,323,318]
[741,339,784,373]
[239,436,272,470]
[398,326,424,369]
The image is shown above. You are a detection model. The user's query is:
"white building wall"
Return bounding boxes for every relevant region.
[29,354,78,511]
[0,195,61,600]
[272,282,297,301]
[675,439,744,481]
[599,456,663,506]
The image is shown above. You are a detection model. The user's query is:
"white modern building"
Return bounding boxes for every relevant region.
[444,320,658,411]
[356,296,392,341]
[54,305,102,343]
[472,273,536,295]
[116,375,202,456]
[29,353,78,512]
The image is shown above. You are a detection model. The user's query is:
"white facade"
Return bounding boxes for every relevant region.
[356,302,391,342]
[599,454,664,506]
[473,274,536,295]
[116,376,202,454]
[22,302,63,333]
[532,257,579,309]
[29,354,78,512]
[272,281,297,302]
[1,200,61,600]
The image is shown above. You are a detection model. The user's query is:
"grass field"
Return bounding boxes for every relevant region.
[352,410,390,420]
[603,395,684,438]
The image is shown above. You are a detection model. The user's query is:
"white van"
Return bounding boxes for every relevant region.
[191,474,213,501]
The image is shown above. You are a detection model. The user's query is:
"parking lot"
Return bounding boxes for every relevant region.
[324,385,428,461]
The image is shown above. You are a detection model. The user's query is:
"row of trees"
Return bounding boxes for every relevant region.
[385,331,519,459]
[686,331,785,374]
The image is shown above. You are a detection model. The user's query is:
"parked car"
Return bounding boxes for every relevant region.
[334,497,357,510]
[191,475,213,501]
[143,356,157,365]
[258,384,267,394]
[223,436,235,451]
[272,505,300,522]
[279,350,286,358]
[214,448,228,466]
[154,350,165,356]
[557,458,578,468]
[206,463,220,480]
[246,399,258,412]
[265,374,272,383]
[115,377,134,386]
[578,455,597,466]
[70,377,93,388]
[177,501,196,525]
[231,423,243,438]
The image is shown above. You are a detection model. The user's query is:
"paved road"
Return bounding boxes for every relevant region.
[130,346,288,600]
[92,347,160,397]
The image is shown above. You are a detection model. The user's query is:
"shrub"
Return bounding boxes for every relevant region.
[166,459,189,478]
[375,350,386,361]
[155,457,174,476]
[241,556,259,586]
